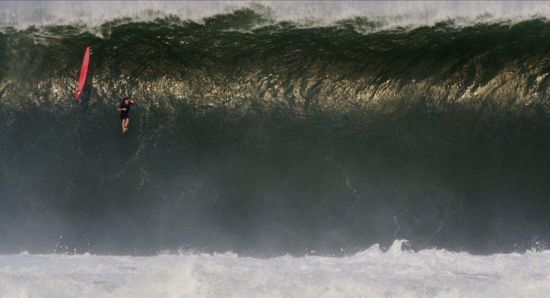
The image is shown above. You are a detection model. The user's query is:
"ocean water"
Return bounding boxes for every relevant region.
[1,1,550,296]
[1,241,549,298]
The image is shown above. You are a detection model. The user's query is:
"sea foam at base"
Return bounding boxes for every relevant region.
[1,241,549,298]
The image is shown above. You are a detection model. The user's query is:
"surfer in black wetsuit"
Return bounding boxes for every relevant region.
[117,97,136,133]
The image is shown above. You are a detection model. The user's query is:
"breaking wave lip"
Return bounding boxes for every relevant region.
[1,1,550,31]
[2,240,550,298]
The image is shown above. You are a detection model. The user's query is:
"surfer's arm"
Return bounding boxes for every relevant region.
[117,107,126,112]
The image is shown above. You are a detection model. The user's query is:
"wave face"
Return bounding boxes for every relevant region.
[2,6,550,255]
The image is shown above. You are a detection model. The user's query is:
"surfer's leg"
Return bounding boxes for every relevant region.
[121,120,126,133]
[124,118,130,129]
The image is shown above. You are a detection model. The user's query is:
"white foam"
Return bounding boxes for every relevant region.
[0,1,549,29]
[0,240,549,298]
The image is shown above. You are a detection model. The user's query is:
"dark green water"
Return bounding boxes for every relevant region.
[1,11,550,255]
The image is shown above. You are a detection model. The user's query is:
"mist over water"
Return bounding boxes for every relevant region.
[1,1,550,257]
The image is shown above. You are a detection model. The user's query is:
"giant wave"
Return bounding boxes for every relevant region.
[1,2,550,256]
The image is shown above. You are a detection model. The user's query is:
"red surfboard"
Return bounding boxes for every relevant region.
[75,46,91,101]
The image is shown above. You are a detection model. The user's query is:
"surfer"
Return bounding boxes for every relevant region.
[117,97,136,133]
